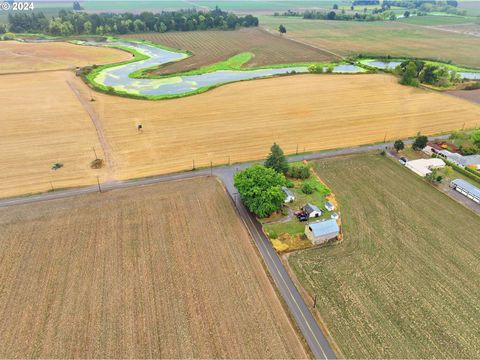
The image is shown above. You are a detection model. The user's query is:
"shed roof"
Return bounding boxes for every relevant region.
[304,203,321,214]
[309,219,339,237]
[282,186,294,198]
[451,179,480,199]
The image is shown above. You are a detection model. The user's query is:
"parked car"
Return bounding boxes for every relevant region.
[399,156,408,165]
[298,213,309,222]
[331,212,339,220]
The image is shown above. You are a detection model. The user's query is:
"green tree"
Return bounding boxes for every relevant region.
[400,61,419,86]
[333,4,339,9]
[301,182,314,194]
[404,10,410,17]
[265,143,288,174]
[278,24,286,34]
[412,134,428,150]
[470,129,480,147]
[234,165,286,218]
[394,139,405,152]
[287,163,310,179]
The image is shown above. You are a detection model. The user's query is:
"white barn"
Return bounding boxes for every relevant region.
[450,179,480,204]
[305,219,339,245]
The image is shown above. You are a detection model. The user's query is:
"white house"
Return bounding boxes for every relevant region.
[324,201,335,211]
[405,158,445,177]
[282,186,295,203]
[303,203,322,218]
[305,219,339,245]
[438,150,480,170]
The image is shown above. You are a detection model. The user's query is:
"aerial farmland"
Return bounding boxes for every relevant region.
[0,177,307,358]
[1,0,480,358]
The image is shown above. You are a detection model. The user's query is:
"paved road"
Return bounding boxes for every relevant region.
[0,138,449,358]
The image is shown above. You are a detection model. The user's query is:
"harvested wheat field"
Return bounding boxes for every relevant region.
[0,71,107,198]
[0,40,131,74]
[86,73,480,181]
[0,177,307,358]
[123,27,335,75]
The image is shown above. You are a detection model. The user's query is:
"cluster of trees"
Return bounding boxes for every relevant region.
[277,9,397,21]
[397,60,460,87]
[234,143,313,217]
[7,7,259,35]
[307,64,333,73]
[352,0,380,5]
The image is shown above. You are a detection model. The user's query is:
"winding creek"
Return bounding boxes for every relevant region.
[80,40,365,97]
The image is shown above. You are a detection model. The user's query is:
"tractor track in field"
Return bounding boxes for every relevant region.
[66,79,115,179]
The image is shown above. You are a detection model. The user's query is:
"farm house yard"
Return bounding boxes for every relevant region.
[122,27,335,75]
[0,41,131,74]
[88,73,480,182]
[289,154,480,358]
[0,71,107,198]
[0,177,307,358]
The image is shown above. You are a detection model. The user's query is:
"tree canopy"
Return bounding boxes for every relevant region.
[278,24,286,34]
[412,134,428,150]
[471,129,480,148]
[265,143,288,174]
[394,139,405,152]
[234,165,286,218]
[7,7,259,35]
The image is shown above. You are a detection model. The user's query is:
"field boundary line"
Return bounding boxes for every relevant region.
[0,68,75,76]
[66,79,115,178]
[259,26,344,60]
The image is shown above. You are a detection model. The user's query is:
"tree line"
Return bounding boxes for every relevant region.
[276,9,397,21]
[7,7,259,36]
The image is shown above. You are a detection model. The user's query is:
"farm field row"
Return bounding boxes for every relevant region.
[259,15,480,68]
[0,177,307,358]
[122,27,336,75]
[289,154,480,358]
[2,72,480,198]
[0,41,131,74]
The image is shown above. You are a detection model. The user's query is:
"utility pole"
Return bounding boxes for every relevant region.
[210,161,213,176]
[96,176,101,193]
[92,146,98,160]
[192,159,195,171]
[313,294,317,309]
[50,181,54,192]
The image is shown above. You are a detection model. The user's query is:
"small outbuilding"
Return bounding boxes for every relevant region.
[282,186,295,203]
[305,219,340,245]
[450,179,480,204]
[324,201,335,211]
[303,203,322,218]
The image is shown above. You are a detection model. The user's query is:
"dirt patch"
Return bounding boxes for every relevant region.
[446,88,480,104]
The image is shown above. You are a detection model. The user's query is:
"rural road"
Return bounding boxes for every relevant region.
[0,137,449,359]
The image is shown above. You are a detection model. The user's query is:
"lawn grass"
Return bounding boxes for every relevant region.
[289,153,480,358]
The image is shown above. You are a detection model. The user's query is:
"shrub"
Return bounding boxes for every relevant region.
[268,230,278,239]
[301,183,314,194]
[285,179,294,188]
[287,164,311,179]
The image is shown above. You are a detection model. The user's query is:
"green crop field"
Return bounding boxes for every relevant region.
[259,15,480,67]
[398,15,478,26]
[289,154,480,358]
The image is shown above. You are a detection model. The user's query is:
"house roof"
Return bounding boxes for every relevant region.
[309,219,339,237]
[451,179,480,199]
[440,151,480,167]
[405,158,445,176]
[304,203,321,214]
[281,186,294,198]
